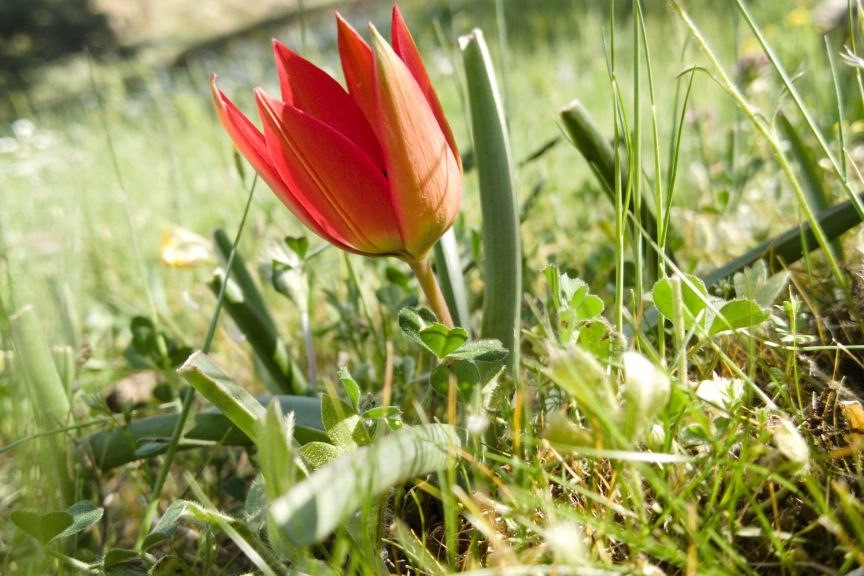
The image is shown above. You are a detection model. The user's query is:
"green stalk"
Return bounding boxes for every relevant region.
[460,29,522,375]
[409,257,453,328]
[10,305,74,507]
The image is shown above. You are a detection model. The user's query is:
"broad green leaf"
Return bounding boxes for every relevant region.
[178,351,265,443]
[430,360,480,400]
[143,500,188,550]
[11,510,72,545]
[709,299,770,335]
[55,500,103,541]
[397,307,440,354]
[284,235,309,260]
[270,424,461,545]
[652,275,713,330]
[321,394,370,449]
[569,283,605,321]
[446,339,509,363]
[419,324,469,359]
[103,548,147,574]
[300,441,341,471]
[733,261,789,309]
[577,320,619,361]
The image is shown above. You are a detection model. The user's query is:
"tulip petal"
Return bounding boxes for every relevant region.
[389,6,461,167]
[211,77,357,251]
[255,90,405,256]
[336,14,379,130]
[370,28,462,259]
[273,41,385,168]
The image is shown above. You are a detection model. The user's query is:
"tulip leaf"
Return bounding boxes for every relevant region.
[461,30,522,375]
[269,424,461,545]
[211,230,308,395]
[178,351,265,443]
[84,395,326,471]
[433,228,470,328]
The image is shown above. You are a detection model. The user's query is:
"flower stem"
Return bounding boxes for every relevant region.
[409,257,454,327]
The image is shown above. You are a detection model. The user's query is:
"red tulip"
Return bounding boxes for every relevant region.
[211,6,461,267]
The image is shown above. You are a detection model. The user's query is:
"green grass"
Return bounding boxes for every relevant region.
[2,0,864,574]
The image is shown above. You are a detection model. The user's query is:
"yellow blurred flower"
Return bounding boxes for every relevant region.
[160,226,214,268]
[786,7,812,28]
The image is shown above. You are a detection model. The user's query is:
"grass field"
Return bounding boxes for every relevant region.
[2,0,864,574]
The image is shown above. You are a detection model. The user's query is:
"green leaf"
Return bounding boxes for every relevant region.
[337,367,361,413]
[257,401,301,499]
[568,282,605,321]
[577,320,619,361]
[11,510,72,545]
[55,500,103,541]
[143,500,188,550]
[732,261,789,309]
[321,394,370,449]
[270,424,461,545]
[429,364,451,397]
[84,395,326,471]
[300,441,341,471]
[560,100,664,282]
[150,556,197,576]
[419,324,469,359]
[103,548,142,569]
[11,500,103,545]
[397,307,440,354]
[178,351,265,443]
[209,237,308,395]
[430,360,481,400]
[652,275,713,330]
[361,406,403,430]
[709,299,770,335]
[445,339,508,362]
[433,228,470,329]
[284,235,309,260]
[461,30,522,374]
